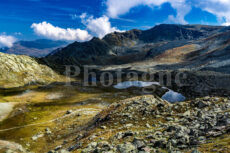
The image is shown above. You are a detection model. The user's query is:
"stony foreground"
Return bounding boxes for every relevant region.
[56,95,230,153]
[2,94,230,153]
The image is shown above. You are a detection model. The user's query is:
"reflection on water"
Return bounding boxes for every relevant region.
[114,81,186,103]
[113,81,160,89]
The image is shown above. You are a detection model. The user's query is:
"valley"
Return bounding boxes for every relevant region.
[0,24,230,153]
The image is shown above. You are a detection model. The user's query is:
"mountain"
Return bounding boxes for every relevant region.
[0,39,67,57]
[0,52,64,88]
[45,24,224,66]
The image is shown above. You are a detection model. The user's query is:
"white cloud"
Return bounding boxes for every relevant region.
[195,0,230,26]
[167,1,191,24]
[105,0,190,24]
[31,21,92,41]
[222,22,230,26]
[80,14,121,38]
[0,35,17,48]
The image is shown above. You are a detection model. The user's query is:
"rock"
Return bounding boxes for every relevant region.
[141,147,152,152]
[168,138,177,146]
[101,126,107,129]
[153,140,166,148]
[146,123,151,128]
[146,135,154,139]
[45,128,52,135]
[166,117,174,121]
[191,149,202,153]
[125,124,133,128]
[5,150,15,153]
[196,101,208,108]
[114,132,123,140]
[183,110,191,116]
[66,110,73,115]
[132,138,145,150]
[117,142,137,153]
[166,126,177,132]
[55,145,62,151]
[90,142,97,148]
[31,133,44,141]
[197,111,204,118]
[169,151,182,153]
[95,141,112,152]
[123,131,134,138]
[68,143,82,151]
[198,136,206,142]
[57,149,70,153]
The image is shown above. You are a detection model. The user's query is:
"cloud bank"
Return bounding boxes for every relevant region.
[30,0,230,42]
[31,15,121,41]
[195,0,230,26]
[80,14,121,38]
[105,0,190,24]
[31,21,92,41]
[106,0,230,25]
[0,35,17,48]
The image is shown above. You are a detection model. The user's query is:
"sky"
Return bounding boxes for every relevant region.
[0,0,230,48]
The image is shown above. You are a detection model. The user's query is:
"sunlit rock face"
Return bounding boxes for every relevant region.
[0,52,63,88]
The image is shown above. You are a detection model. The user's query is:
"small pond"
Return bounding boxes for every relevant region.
[113,81,186,103]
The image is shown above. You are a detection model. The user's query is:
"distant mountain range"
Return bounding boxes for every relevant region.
[0,39,68,57]
[43,24,230,74]
[1,24,230,88]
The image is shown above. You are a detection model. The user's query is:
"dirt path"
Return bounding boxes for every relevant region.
[0,108,101,132]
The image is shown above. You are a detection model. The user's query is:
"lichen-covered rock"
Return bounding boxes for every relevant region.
[74,95,230,153]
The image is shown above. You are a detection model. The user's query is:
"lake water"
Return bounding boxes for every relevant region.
[161,90,186,103]
[113,81,186,102]
[113,81,160,89]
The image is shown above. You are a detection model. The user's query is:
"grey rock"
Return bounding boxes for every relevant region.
[117,142,137,153]
[132,138,145,150]
[66,110,73,114]
[191,149,202,153]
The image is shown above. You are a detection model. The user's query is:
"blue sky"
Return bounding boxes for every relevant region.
[0,0,230,47]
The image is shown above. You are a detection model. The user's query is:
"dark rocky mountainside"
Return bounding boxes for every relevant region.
[0,39,67,57]
[44,24,224,67]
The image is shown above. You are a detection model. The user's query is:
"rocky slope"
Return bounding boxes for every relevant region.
[55,95,230,153]
[44,24,224,67]
[0,52,64,88]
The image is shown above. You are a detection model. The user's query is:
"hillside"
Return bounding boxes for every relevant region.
[0,52,64,88]
[0,24,230,153]
[45,24,224,67]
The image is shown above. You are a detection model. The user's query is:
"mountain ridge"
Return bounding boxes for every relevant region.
[44,24,228,71]
[0,39,68,57]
